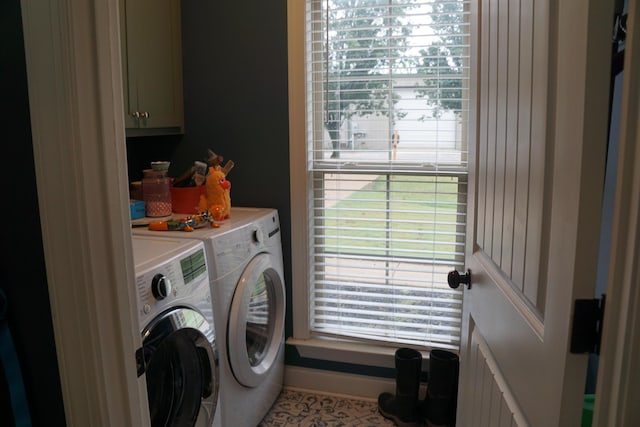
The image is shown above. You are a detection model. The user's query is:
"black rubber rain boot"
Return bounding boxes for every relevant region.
[422,349,460,427]
[378,348,423,427]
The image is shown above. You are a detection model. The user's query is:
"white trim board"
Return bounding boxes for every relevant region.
[20,0,147,425]
[594,0,640,425]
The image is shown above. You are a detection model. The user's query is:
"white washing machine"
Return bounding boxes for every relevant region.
[133,208,286,427]
[131,235,221,427]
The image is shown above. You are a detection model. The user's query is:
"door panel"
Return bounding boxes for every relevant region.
[476,0,545,312]
[510,0,531,291]
[468,323,524,427]
[524,0,549,311]
[458,0,613,424]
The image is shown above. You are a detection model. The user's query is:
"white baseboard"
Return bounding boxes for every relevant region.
[283,365,396,401]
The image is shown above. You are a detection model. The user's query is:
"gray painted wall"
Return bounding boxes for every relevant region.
[177,0,293,335]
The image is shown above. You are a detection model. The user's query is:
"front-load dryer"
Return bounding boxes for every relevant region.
[133,208,286,427]
[132,235,221,427]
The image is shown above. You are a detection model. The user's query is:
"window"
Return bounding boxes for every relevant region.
[290,0,470,351]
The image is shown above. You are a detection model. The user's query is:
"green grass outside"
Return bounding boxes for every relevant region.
[322,175,464,261]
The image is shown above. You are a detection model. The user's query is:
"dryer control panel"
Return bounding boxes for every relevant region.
[209,212,281,279]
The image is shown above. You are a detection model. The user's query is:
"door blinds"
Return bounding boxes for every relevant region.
[306,0,470,350]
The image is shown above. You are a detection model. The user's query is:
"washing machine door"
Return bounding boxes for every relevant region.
[140,307,219,427]
[227,252,285,387]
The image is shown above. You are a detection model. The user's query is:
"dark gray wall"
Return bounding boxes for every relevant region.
[177,0,293,335]
[1,1,66,425]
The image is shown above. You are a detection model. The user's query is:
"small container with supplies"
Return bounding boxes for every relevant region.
[142,168,172,217]
[129,200,145,220]
[171,185,206,214]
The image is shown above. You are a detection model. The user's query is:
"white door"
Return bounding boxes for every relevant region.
[456,0,614,425]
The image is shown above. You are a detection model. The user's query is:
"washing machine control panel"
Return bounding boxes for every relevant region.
[134,245,209,327]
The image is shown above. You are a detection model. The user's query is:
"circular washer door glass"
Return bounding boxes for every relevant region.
[142,308,218,427]
[228,253,285,387]
[246,271,272,366]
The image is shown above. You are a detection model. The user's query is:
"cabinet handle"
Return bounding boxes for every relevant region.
[140,112,149,119]
[131,111,140,118]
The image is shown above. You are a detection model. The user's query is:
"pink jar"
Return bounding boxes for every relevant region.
[142,169,172,217]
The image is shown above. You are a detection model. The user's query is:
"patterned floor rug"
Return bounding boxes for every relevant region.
[258,388,396,427]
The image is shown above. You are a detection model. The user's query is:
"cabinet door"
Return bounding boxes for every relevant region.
[122,0,183,132]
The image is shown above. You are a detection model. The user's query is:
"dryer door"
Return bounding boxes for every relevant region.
[227,252,285,387]
[141,307,219,427]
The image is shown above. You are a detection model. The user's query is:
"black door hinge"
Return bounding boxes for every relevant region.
[570,295,606,355]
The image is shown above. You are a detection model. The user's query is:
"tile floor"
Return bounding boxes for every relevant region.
[259,388,396,427]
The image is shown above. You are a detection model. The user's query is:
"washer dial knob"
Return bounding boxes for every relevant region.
[151,274,171,300]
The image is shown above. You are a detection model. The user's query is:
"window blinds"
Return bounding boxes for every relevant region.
[306,0,470,350]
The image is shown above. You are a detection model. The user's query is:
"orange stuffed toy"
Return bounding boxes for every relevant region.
[199,165,231,220]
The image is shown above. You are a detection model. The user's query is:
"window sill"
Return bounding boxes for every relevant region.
[286,337,430,370]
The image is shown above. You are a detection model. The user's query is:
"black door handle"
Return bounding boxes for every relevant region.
[448,269,471,289]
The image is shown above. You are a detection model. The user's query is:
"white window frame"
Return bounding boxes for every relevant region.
[287,0,469,363]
